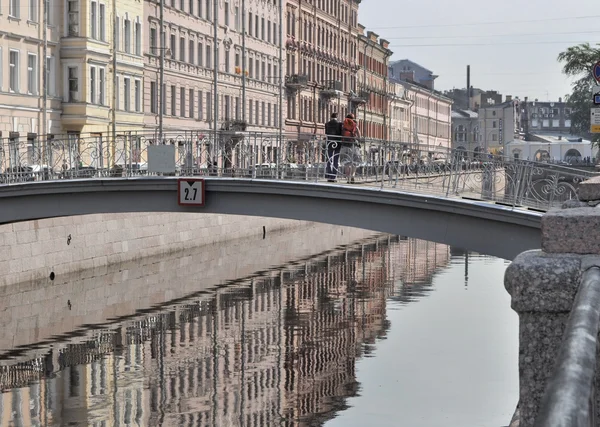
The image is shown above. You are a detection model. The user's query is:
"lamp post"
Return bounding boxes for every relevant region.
[159,0,164,143]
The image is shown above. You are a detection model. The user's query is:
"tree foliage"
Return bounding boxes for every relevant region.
[557,43,600,144]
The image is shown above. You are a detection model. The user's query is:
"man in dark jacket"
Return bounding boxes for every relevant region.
[324,113,342,182]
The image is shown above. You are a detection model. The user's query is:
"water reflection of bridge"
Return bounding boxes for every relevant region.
[0,236,452,426]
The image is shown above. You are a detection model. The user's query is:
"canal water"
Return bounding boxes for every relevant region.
[0,235,517,427]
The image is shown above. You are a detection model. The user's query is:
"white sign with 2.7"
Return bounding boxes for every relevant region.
[178,179,205,206]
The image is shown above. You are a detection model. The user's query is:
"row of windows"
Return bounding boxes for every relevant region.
[150,29,279,81]
[148,82,279,127]
[0,48,56,96]
[415,116,450,139]
[286,95,350,124]
[287,12,357,59]
[289,0,357,27]
[159,0,279,46]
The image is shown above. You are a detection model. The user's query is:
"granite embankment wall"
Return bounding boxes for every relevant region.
[0,213,328,287]
[0,221,379,359]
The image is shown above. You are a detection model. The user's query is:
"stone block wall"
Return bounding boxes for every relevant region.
[0,213,320,287]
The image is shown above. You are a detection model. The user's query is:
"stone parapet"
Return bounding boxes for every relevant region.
[506,175,600,426]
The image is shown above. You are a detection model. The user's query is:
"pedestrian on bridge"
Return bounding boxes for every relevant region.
[340,113,362,184]
[324,112,343,182]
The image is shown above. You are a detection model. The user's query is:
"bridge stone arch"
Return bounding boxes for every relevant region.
[0,178,542,260]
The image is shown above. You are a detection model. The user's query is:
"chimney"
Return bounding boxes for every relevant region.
[559,97,562,103]
[524,97,528,102]
[506,95,512,102]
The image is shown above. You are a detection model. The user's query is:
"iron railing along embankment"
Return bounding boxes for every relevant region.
[0,130,595,211]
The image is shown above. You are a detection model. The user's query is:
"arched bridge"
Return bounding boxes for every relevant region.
[0,178,542,260]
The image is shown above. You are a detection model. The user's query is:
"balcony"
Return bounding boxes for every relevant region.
[350,90,369,105]
[285,74,309,90]
[320,80,343,99]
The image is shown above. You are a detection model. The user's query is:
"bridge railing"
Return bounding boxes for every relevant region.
[0,130,595,211]
[533,267,600,427]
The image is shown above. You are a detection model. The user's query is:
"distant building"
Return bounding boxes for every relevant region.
[478,100,519,154]
[469,90,503,111]
[519,97,572,137]
[451,109,479,153]
[388,59,437,90]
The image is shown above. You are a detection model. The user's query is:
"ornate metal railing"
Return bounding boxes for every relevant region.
[0,130,595,211]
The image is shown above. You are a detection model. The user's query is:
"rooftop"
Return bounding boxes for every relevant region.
[452,109,478,119]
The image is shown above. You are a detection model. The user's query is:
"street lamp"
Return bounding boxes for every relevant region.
[156,46,171,143]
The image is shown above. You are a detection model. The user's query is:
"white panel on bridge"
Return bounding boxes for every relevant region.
[148,145,176,173]
[178,179,205,206]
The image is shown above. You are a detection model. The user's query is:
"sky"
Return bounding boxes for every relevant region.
[358,0,599,102]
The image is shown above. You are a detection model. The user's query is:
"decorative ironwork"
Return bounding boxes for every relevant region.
[0,130,595,211]
[285,74,308,90]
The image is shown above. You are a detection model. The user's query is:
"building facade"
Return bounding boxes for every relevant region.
[0,0,62,138]
[478,100,518,154]
[519,97,572,138]
[143,0,285,136]
[355,27,392,140]
[284,0,361,137]
[451,109,479,153]
[388,81,411,143]
[396,79,452,152]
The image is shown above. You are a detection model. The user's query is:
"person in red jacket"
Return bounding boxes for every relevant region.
[340,113,362,183]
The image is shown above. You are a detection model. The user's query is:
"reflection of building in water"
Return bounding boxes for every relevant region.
[0,236,452,426]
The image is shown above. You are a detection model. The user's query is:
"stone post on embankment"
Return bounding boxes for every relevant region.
[504,176,600,427]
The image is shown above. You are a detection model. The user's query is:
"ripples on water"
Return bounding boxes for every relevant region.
[0,236,516,427]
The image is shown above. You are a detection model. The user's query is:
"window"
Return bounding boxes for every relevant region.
[9,50,19,92]
[234,6,239,31]
[115,16,120,49]
[150,28,157,55]
[224,2,229,26]
[116,75,120,108]
[90,66,96,102]
[98,67,104,105]
[9,0,19,18]
[273,23,277,45]
[205,0,210,20]
[0,48,3,91]
[235,97,240,120]
[205,44,211,68]
[162,83,166,114]
[150,81,157,113]
[206,91,212,120]
[197,0,202,17]
[170,34,176,59]
[68,0,79,35]
[268,103,271,126]
[224,50,229,73]
[135,22,141,55]
[134,80,141,112]
[198,91,203,120]
[255,18,259,38]
[179,37,185,62]
[189,88,194,117]
[261,17,265,40]
[248,13,252,37]
[189,0,193,15]
[267,20,271,43]
[27,54,37,94]
[180,87,185,117]
[189,40,194,64]
[197,42,203,66]
[124,77,130,111]
[99,4,105,40]
[170,85,176,115]
[29,0,38,21]
[124,18,131,53]
[68,66,78,101]
[46,56,55,96]
[90,1,97,38]
[274,104,278,127]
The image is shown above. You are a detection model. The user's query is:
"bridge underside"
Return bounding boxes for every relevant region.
[0,178,542,260]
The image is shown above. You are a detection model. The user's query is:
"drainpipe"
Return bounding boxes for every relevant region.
[383,50,391,141]
[277,0,283,166]
[158,0,164,142]
[42,0,47,144]
[112,0,117,148]
[241,0,246,123]
[213,0,219,134]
